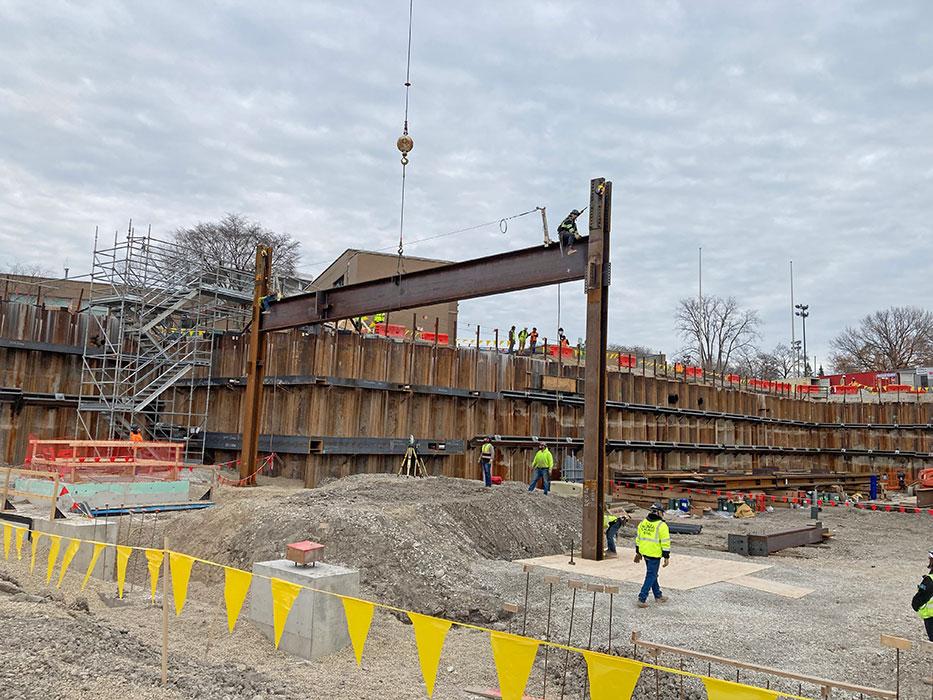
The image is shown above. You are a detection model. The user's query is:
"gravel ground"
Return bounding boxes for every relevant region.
[1,474,931,699]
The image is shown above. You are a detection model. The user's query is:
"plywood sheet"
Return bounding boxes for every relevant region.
[516,553,769,591]
[727,575,813,598]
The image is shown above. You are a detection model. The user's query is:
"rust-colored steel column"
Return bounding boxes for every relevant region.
[239,245,272,484]
[582,178,612,560]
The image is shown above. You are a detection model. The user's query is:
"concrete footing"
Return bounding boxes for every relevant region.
[32,517,119,582]
[248,559,359,660]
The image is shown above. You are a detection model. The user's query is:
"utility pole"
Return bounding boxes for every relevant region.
[795,304,809,375]
[239,245,272,484]
[789,260,795,367]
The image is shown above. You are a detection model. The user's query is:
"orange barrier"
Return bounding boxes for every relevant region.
[25,439,184,481]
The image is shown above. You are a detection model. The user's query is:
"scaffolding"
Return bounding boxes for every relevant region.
[75,224,253,461]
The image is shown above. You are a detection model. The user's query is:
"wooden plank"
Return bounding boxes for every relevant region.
[541,375,577,393]
[727,575,813,599]
[879,634,912,651]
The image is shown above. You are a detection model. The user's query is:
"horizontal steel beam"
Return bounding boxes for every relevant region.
[204,432,465,456]
[261,241,588,332]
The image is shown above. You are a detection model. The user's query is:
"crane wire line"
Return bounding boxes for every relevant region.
[294,207,541,276]
[396,0,415,279]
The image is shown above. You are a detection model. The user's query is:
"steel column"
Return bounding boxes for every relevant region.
[239,245,272,483]
[582,178,612,560]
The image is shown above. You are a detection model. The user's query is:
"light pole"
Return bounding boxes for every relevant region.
[795,304,810,375]
[792,340,802,377]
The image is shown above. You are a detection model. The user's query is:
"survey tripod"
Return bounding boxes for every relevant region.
[398,436,428,478]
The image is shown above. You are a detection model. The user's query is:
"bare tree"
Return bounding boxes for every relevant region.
[749,343,798,379]
[173,213,301,280]
[829,306,933,372]
[607,343,660,357]
[675,295,761,373]
[2,261,54,279]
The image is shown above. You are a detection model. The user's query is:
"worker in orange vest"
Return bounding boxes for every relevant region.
[129,426,144,442]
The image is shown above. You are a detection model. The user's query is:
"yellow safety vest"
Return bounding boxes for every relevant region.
[636,519,671,558]
[603,514,620,529]
[920,574,933,620]
[481,443,493,458]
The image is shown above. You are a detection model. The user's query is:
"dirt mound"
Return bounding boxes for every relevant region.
[156,474,582,623]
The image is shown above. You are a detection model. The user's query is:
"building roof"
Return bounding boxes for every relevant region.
[313,248,453,286]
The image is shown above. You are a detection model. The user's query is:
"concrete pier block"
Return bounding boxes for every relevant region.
[32,517,118,583]
[248,559,360,660]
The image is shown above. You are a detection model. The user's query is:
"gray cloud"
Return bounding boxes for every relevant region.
[0,1,930,367]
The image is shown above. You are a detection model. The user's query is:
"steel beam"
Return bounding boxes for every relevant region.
[238,246,272,483]
[582,178,612,560]
[260,242,588,331]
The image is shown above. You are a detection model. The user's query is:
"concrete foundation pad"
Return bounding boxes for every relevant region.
[248,559,360,660]
[32,517,119,583]
[549,481,582,497]
[15,477,190,510]
[517,552,770,590]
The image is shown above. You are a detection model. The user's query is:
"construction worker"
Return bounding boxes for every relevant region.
[518,327,528,354]
[603,506,630,557]
[129,426,143,442]
[527,442,553,494]
[507,325,516,354]
[479,438,494,487]
[911,549,933,641]
[529,327,539,354]
[634,503,671,607]
[557,209,582,254]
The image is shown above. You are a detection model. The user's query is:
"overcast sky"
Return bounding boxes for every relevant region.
[1,1,931,367]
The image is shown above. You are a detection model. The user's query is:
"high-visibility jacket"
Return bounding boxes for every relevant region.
[130,432,143,443]
[373,313,387,324]
[603,514,621,529]
[518,329,528,343]
[531,448,553,470]
[635,518,671,558]
[480,443,493,460]
[919,574,933,619]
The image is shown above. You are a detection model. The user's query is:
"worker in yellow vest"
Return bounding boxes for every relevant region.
[634,503,671,607]
[479,438,494,487]
[603,506,630,557]
[527,442,553,494]
[912,549,933,641]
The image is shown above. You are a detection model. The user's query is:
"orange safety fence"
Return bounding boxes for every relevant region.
[25,439,184,482]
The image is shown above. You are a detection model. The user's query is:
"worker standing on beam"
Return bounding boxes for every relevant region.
[507,325,516,354]
[527,442,553,495]
[479,438,494,487]
[634,503,670,607]
[912,549,933,641]
[518,326,528,354]
[529,327,539,355]
[557,209,583,254]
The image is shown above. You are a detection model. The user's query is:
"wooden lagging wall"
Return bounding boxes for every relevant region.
[1,303,930,486]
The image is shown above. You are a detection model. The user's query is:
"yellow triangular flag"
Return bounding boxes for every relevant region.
[489,631,540,700]
[144,548,164,601]
[341,596,375,666]
[583,651,643,700]
[116,546,132,598]
[223,566,252,633]
[702,677,781,700]
[169,552,195,616]
[14,526,26,560]
[30,531,43,573]
[57,539,81,588]
[13,526,25,558]
[82,543,107,590]
[45,534,62,584]
[408,612,452,697]
[2,523,10,560]
[270,577,302,649]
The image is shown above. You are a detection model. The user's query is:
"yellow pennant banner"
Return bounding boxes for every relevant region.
[116,545,132,598]
[583,651,643,700]
[45,534,62,584]
[14,526,26,560]
[703,677,781,700]
[2,523,10,560]
[270,577,302,649]
[489,631,540,700]
[341,597,375,666]
[169,552,195,616]
[223,566,252,633]
[144,549,164,601]
[30,531,43,573]
[408,612,452,698]
[82,543,107,591]
[57,539,81,588]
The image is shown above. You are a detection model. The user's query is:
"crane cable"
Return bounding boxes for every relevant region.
[396,0,415,281]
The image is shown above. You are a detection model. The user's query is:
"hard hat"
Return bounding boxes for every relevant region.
[538,441,547,448]
[483,437,491,442]
[649,502,664,516]
[570,209,581,216]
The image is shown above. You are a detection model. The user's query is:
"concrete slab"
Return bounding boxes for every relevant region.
[516,552,770,590]
[32,517,118,583]
[15,477,189,509]
[248,559,359,660]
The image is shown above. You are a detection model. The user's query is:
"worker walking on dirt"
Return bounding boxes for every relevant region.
[518,327,528,354]
[557,209,583,254]
[529,327,538,354]
[479,438,494,487]
[604,506,630,557]
[527,442,553,495]
[634,503,670,607]
[911,549,933,641]
[507,326,516,354]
